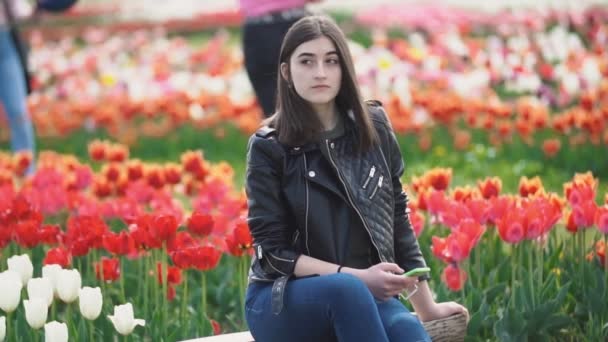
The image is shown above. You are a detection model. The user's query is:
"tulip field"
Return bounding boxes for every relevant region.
[1,2,608,341]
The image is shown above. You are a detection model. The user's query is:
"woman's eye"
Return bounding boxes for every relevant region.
[327,59,339,64]
[300,59,313,65]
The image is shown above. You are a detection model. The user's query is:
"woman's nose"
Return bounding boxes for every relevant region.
[314,63,326,78]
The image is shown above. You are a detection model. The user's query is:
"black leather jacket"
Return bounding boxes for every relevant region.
[245,101,428,313]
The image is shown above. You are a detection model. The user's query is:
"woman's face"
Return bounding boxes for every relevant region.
[283,36,342,110]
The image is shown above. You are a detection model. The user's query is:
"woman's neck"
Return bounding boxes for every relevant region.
[313,102,339,131]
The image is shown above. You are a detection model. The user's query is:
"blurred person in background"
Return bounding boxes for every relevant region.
[1,0,36,172]
[239,0,321,118]
[1,0,77,174]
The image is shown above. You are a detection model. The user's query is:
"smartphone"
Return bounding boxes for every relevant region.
[403,267,430,277]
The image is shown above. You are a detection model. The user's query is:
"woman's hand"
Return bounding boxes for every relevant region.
[355,262,417,301]
[418,301,469,323]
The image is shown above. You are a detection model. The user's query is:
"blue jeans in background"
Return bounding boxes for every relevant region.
[245,273,431,342]
[0,27,36,173]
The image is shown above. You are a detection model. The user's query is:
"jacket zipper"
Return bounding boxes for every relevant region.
[303,153,311,255]
[325,140,385,262]
[369,175,383,199]
[268,252,295,263]
[265,255,288,275]
[362,165,376,189]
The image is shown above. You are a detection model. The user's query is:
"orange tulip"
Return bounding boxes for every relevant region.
[144,164,165,189]
[92,176,112,198]
[107,144,129,163]
[163,163,182,185]
[451,185,479,202]
[518,176,544,197]
[477,177,502,199]
[102,163,122,183]
[127,159,144,182]
[453,130,471,150]
[542,138,561,157]
[88,140,108,162]
[425,168,452,192]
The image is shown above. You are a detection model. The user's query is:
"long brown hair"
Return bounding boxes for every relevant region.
[264,15,378,152]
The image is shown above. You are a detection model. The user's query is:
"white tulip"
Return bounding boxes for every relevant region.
[0,316,5,341]
[42,264,63,297]
[0,270,23,313]
[24,298,48,329]
[108,303,145,336]
[56,269,81,303]
[78,287,103,320]
[7,254,33,285]
[44,321,68,342]
[27,277,54,307]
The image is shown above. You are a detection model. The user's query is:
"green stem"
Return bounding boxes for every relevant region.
[51,301,57,321]
[7,311,12,342]
[154,250,159,322]
[201,271,207,317]
[89,320,95,342]
[120,259,126,303]
[239,257,246,324]
[528,241,535,309]
[162,244,168,341]
[181,270,189,323]
[143,254,149,323]
[511,244,517,308]
[66,303,77,340]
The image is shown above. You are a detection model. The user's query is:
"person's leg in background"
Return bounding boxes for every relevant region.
[0,28,36,173]
[245,273,391,342]
[376,297,432,342]
[242,16,304,118]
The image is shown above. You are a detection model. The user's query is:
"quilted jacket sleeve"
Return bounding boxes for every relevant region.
[367,102,429,277]
[246,133,301,278]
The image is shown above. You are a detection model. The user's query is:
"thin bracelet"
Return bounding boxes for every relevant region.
[337,265,344,273]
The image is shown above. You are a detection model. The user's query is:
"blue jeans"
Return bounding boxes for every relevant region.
[245,273,431,342]
[0,27,36,172]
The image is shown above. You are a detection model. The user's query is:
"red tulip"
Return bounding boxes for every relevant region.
[186,212,214,237]
[211,319,221,335]
[95,257,120,282]
[156,263,182,285]
[477,177,502,199]
[441,264,467,291]
[13,215,43,248]
[596,206,608,234]
[151,214,179,243]
[167,231,197,253]
[431,236,452,264]
[38,224,62,245]
[192,246,222,271]
[102,231,136,256]
[572,201,598,229]
[496,210,525,244]
[43,247,72,268]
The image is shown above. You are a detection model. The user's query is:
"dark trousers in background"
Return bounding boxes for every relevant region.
[242,16,304,118]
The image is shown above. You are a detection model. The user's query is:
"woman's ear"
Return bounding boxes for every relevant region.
[280,62,290,83]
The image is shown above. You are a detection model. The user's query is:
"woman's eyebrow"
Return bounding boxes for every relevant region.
[296,51,338,58]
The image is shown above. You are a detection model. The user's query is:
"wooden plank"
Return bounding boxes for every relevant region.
[179,331,254,342]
